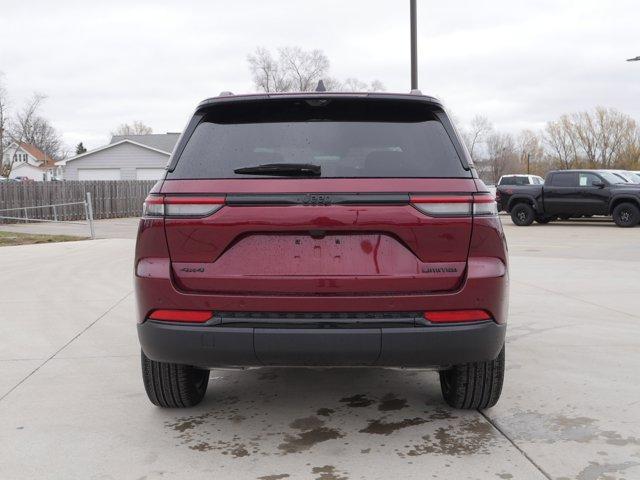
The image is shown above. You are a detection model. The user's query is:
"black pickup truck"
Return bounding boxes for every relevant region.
[496,170,640,227]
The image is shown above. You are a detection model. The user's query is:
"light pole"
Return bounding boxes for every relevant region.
[410,0,418,90]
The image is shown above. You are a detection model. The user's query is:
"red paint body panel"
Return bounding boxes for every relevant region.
[161,178,478,297]
[135,179,509,324]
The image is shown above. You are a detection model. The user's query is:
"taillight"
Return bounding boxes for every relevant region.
[424,310,492,323]
[472,195,498,216]
[143,195,225,218]
[148,309,214,323]
[410,194,497,217]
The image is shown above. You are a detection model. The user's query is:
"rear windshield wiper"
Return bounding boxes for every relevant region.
[234,163,321,177]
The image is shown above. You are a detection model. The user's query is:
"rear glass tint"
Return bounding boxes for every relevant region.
[168,98,469,179]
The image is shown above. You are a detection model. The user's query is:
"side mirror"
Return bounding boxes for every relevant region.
[592,181,605,188]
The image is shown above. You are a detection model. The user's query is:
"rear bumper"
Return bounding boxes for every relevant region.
[138,319,506,369]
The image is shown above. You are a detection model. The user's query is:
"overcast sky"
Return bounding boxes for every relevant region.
[1,0,639,150]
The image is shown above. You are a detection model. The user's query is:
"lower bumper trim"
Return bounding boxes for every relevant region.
[138,320,506,369]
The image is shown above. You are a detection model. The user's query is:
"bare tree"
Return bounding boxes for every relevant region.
[544,108,638,169]
[544,116,579,169]
[247,47,292,93]
[248,46,385,93]
[461,115,493,160]
[18,114,64,160]
[0,73,8,175]
[517,129,546,175]
[4,93,64,175]
[341,78,386,92]
[592,107,637,168]
[369,79,386,92]
[615,123,640,168]
[570,111,598,166]
[485,132,519,184]
[278,46,329,92]
[112,121,153,136]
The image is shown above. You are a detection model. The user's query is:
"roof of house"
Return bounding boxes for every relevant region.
[109,133,180,153]
[18,142,47,162]
[13,142,57,169]
[56,133,181,166]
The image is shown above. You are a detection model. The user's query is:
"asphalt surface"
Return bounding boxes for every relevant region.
[0,219,639,480]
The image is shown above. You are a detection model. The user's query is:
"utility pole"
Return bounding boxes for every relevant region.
[527,153,531,174]
[410,0,418,90]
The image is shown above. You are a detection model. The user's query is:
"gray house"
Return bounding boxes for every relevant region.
[57,133,180,180]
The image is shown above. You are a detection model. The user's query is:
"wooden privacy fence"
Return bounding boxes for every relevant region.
[0,180,156,223]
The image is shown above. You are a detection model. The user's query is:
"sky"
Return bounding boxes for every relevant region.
[1,0,639,151]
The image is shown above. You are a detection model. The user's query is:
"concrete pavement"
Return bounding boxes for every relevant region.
[0,217,140,239]
[0,222,639,479]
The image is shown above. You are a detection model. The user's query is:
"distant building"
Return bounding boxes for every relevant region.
[56,133,180,181]
[2,142,60,181]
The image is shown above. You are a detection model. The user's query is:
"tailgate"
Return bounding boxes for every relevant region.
[163,179,476,296]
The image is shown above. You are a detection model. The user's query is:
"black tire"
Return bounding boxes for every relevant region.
[439,345,505,410]
[510,203,535,226]
[612,202,640,228]
[141,351,210,408]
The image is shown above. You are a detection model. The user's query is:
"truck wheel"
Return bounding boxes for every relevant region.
[612,202,640,228]
[510,204,534,226]
[439,345,505,410]
[141,351,209,408]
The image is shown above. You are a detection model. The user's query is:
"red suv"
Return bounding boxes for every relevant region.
[136,92,508,410]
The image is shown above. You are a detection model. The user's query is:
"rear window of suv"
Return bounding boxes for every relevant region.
[167,98,470,179]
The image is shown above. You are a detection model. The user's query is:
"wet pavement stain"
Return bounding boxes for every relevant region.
[258,371,279,381]
[494,410,640,446]
[427,409,457,420]
[166,414,209,433]
[496,473,513,479]
[278,416,344,454]
[316,408,335,417]
[169,419,203,433]
[311,465,349,480]
[189,442,213,452]
[163,390,472,460]
[575,461,640,480]
[257,475,290,480]
[187,439,252,457]
[404,418,497,457]
[339,394,374,408]
[290,416,325,431]
[229,414,246,424]
[360,417,427,435]
[378,394,409,412]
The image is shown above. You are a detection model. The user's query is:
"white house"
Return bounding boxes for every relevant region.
[2,142,60,181]
[57,133,180,181]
